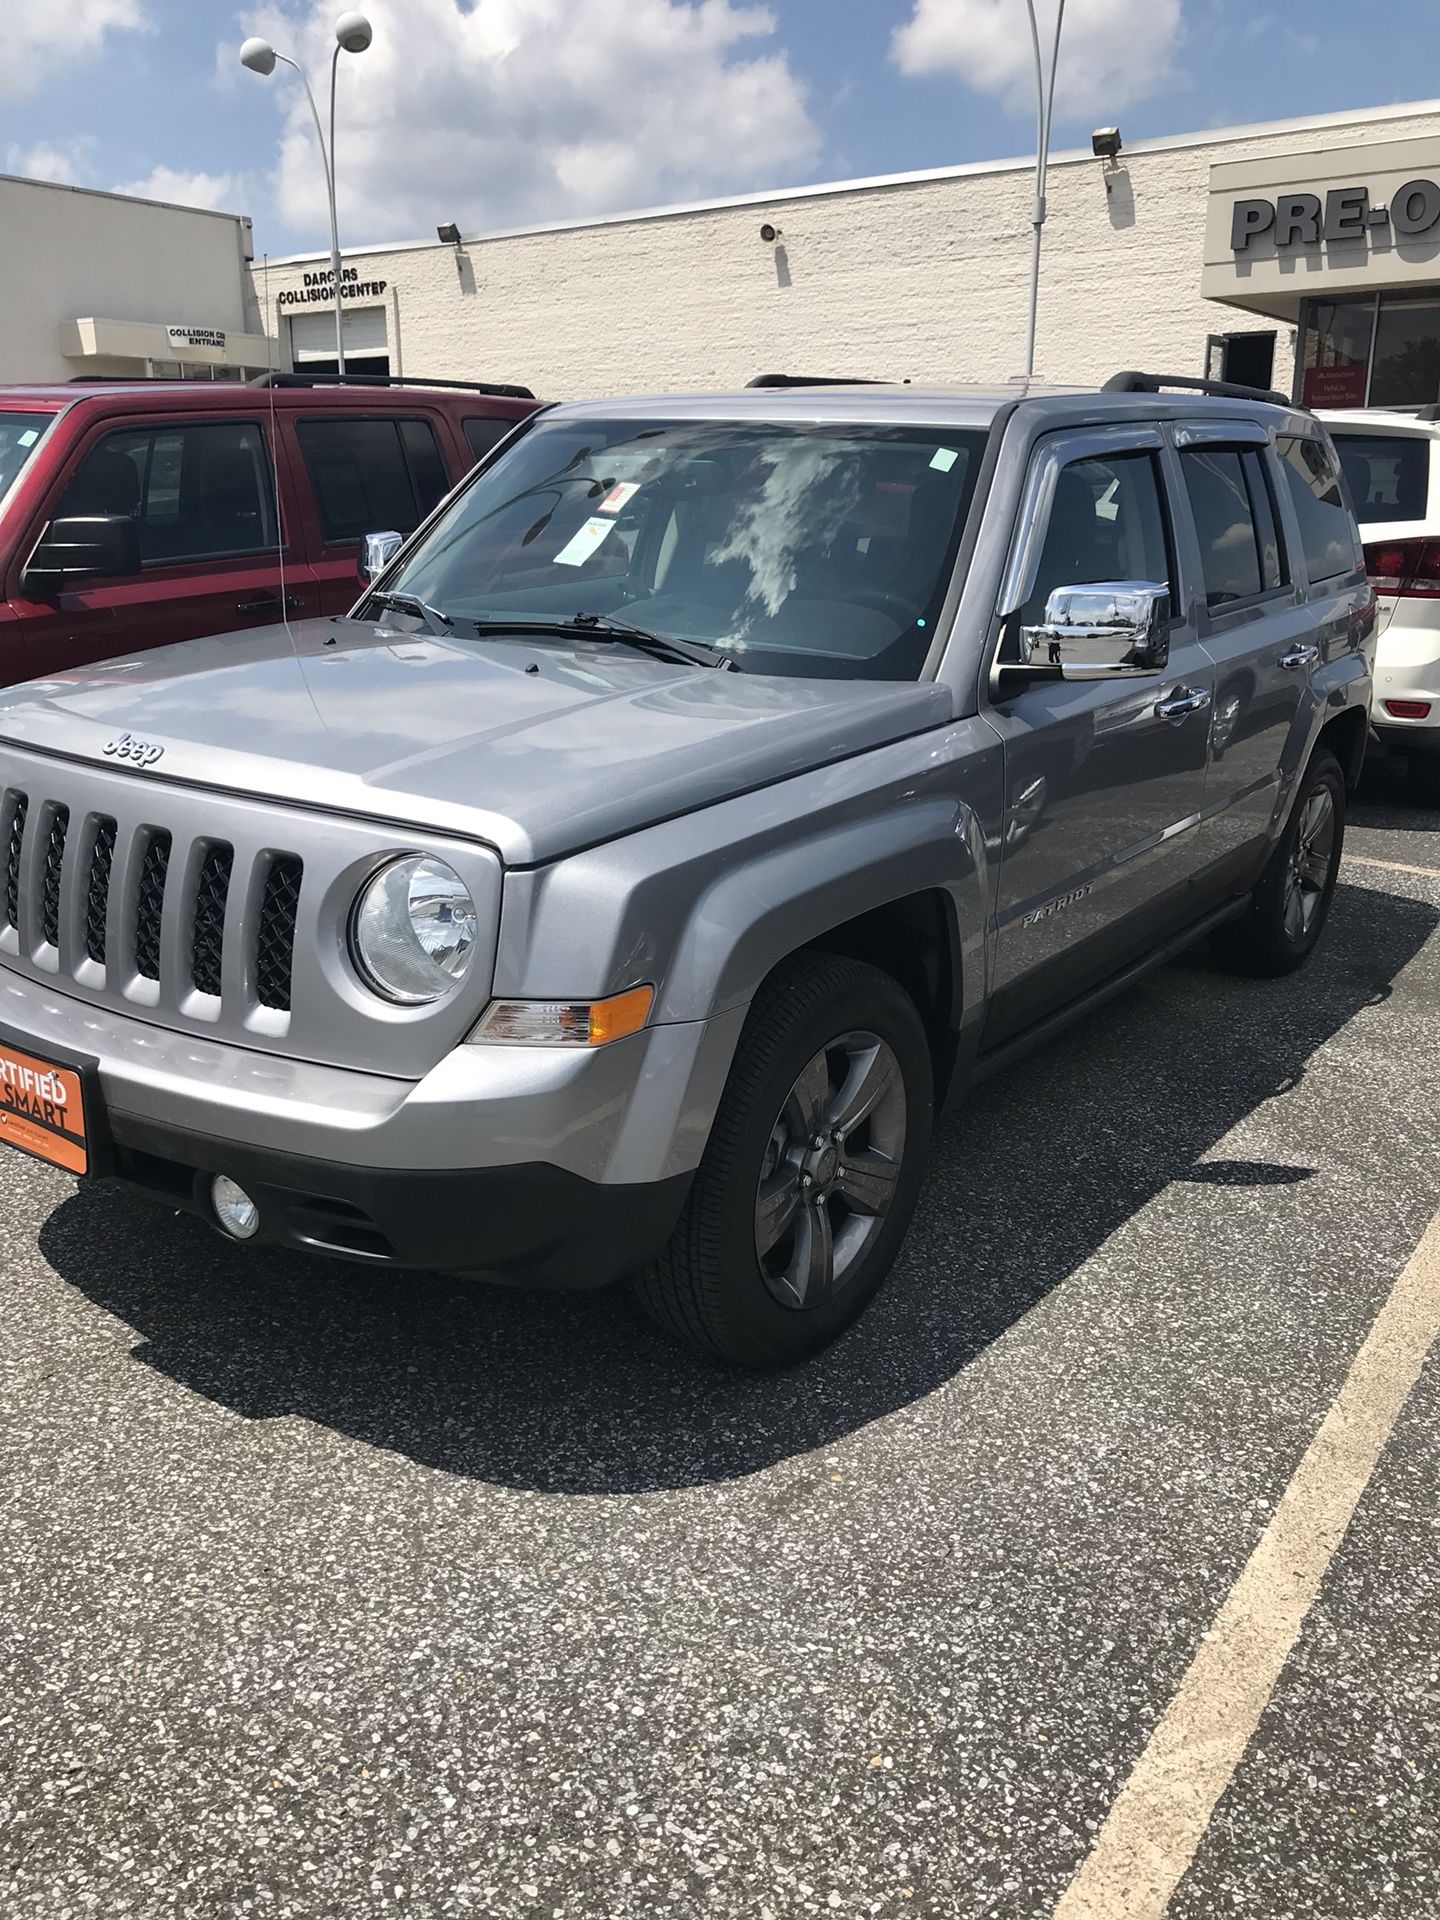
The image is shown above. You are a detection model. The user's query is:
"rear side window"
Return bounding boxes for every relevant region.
[295,417,450,543]
[1276,434,1360,585]
[54,421,278,565]
[1181,448,1268,608]
[1332,433,1430,524]
[462,416,512,463]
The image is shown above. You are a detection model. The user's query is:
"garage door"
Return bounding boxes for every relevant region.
[288,306,388,363]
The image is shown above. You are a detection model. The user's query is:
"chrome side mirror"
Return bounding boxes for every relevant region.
[358,529,403,585]
[1020,581,1170,679]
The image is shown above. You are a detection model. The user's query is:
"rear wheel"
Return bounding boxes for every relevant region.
[1215,749,1345,977]
[635,954,933,1368]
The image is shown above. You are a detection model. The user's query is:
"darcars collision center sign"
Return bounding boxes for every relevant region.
[1232,179,1440,251]
[277,266,389,308]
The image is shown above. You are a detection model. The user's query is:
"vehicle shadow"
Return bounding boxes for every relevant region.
[37,878,1438,1495]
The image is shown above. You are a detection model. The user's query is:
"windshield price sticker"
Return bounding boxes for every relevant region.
[598,481,641,515]
[930,447,959,472]
[553,517,616,567]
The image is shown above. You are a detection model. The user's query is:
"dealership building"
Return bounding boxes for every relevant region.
[0,173,273,383]
[250,97,1440,410]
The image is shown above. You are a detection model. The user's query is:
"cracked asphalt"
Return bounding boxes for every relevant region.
[1,761,1438,1918]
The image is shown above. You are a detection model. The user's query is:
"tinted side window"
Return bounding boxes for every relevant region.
[1277,434,1361,585]
[1020,451,1173,629]
[295,418,448,543]
[1180,448,1263,608]
[56,422,277,566]
[462,416,511,463]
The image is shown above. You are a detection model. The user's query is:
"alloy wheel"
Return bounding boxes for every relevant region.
[754,1030,908,1311]
[1283,784,1336,944]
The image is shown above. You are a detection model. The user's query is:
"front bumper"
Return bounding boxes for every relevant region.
[0,965,742,1283]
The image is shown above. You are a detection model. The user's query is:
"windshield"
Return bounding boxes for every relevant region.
[0,413,55,509]
[383,416,987,679]
[1332,430,1431,524]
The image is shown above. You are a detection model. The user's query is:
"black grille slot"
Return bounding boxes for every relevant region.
[134,830,172,982]
[41,807,69,950]
[85,818,117,965]
[256,855,302,1012]
[3,792,26,933]
[190,844,233,998]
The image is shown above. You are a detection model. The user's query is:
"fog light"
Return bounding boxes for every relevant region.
[212,1175,260,1241]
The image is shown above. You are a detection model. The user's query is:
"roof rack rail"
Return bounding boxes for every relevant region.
[1414,403,1440,422]
[746,373,892,388]
[1103,370,1293,409]
[248,371,536,399]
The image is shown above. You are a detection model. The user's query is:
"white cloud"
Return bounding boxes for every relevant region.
[241,0,821,246]
[2,0,148,99]
[4,137,98,184]
[110,165,247,212]
[891,0,1182,117]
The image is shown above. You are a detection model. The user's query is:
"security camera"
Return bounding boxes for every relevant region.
[1092,127,1123,161]
[437,222,462,246]
[759,222,781,244]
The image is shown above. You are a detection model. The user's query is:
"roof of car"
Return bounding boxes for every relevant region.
[0,382,534,414]
[1317,407,1440,433]
[539,382,1309,431]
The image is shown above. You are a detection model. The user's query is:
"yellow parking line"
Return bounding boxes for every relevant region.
[1050,1211,1440,1920]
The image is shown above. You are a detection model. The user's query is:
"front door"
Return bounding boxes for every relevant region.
[9,416,312,684]
[981,428,1215,1051]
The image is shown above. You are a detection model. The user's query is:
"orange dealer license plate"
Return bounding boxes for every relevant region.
[0,1032,92,1177]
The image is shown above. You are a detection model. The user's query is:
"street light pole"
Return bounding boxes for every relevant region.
[240,13,373,376]
[1022,0,1067,380]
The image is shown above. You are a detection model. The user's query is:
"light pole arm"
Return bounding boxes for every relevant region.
[276,49,347,374]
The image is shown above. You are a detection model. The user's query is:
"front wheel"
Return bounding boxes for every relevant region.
[1215,748,1345,977]
[634,954,934,1367]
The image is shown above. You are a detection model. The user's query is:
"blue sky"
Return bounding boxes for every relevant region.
[3,0,1434,258]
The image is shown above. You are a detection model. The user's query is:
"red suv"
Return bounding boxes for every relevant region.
[0,376,538,686]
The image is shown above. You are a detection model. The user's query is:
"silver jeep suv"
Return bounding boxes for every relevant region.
[0,374,1374,1367]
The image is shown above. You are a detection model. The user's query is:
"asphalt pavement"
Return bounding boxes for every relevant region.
[1,763,1437,1919]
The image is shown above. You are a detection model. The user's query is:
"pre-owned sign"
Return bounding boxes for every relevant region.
[1232,180,1440,251]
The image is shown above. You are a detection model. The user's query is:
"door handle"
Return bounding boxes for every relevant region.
[236,593,304,614]
[1155,685,1212,720]
[1278,644,1319,670]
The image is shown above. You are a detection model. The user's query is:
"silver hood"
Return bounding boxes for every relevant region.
[0,619,953,865]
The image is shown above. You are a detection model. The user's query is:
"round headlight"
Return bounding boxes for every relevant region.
[352,855,478,1004]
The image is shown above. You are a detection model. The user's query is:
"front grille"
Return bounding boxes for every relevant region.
[190,844,233,998]
[4,791,28,933]
[41,807,69,949]
[256,855,303,1012]
[85,818,117,965]
[134,831,171,983]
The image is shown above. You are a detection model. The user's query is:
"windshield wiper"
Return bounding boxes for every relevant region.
[367,590,454,637]
[521,611,739,671]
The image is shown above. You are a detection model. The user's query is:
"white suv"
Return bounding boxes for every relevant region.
[1323,408,1440,802]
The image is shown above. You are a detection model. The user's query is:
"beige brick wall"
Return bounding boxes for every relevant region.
[253,106,1440,403]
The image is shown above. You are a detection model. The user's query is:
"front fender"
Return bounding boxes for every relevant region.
[494,719,1003,1034]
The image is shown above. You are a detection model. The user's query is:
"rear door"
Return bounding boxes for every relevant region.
[9,413,309,679]
[286,412,454,615]
[981,425,1216,1050]
[1171,420,1310,887]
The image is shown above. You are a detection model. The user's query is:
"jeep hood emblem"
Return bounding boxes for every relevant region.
[103,732,165,768]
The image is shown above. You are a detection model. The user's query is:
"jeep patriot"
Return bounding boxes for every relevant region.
[0,376,1374,1366]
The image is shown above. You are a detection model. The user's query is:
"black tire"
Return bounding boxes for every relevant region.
[1214,749,1345,977]
[635,953,934,1368]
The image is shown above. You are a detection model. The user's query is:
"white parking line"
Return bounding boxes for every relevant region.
[1050,1211,1440,1920]
[1344,853,1440,881]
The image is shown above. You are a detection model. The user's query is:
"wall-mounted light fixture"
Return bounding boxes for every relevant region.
[759,222,782,244]
[437,222,462,246]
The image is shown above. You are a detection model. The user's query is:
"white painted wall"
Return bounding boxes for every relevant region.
[0,175,263,382]
[253,103,1440,405]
